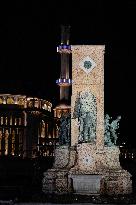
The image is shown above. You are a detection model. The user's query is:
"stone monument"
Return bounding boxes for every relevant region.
[42,45,132,195]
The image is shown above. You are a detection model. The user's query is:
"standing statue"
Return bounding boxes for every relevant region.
[73,91,97,143]
[104,114,121,146]
[66,113,71,143]
[110,115,121,145]
[58,113,71,145]
[104,114,113,146]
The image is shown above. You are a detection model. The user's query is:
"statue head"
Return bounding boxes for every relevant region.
[117,116,121,121]
[105,114,110,120]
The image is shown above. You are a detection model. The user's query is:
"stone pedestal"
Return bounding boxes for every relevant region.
[42,146,76,193]
[69,144,122,173]
[103,146,121,169]
[42,169,56,193]
[102,170,132,195]
[76,143,97,173]
[68,143,132,195]
[54,145,69,169]
[43,143,132,195]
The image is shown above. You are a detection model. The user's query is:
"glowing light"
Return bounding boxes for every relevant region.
[3,99,6,104]
[56,78,72,85]
[5,149,8,155]
[14,98,18,104]
[57,44,71,53]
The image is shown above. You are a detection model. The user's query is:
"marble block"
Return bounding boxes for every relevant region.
[71,175,102,194]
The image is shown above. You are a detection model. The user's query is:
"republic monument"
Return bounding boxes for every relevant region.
[43,29,132,195]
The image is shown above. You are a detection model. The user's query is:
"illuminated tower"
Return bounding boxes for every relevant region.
[54,25,72,118]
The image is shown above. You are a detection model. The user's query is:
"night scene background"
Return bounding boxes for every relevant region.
[0,0,136,147]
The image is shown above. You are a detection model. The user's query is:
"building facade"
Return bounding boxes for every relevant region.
[0,94,59,158]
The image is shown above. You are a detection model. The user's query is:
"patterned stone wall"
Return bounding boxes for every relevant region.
[71,45,105,149]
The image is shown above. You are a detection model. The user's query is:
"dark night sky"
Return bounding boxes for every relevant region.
[0,1,136,145]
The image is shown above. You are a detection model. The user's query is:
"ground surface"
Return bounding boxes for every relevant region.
[1,194,136,205]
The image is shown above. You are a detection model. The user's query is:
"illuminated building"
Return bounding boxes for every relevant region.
[54,25,72,118]
[0,94,59,158]
[119,143,136,161]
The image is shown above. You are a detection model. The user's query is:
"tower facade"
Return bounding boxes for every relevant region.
[54,25,72,118]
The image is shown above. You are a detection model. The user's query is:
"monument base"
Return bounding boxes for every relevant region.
[42,143,132,195]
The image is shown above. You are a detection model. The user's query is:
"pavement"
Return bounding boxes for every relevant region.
[6,203,136,205]
[1,200,136,205]
[0,202,109,205]
[0,202,132,205]
[5,202,136,205]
